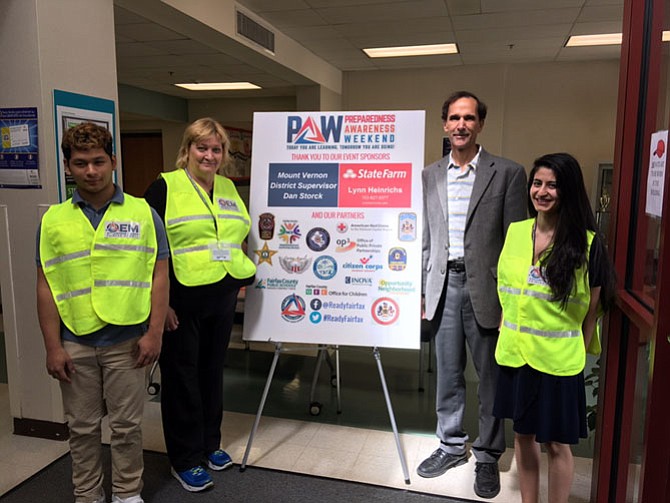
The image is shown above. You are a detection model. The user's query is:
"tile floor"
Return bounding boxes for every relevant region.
[0,341,593,502]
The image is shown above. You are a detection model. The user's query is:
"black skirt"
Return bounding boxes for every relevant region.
[493,364,587,445]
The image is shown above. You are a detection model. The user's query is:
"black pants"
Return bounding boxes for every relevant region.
[159,288,239,471]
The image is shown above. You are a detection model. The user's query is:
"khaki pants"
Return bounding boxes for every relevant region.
[61,338,145,502]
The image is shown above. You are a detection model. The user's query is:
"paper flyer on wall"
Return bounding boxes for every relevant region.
[243,111,424,349]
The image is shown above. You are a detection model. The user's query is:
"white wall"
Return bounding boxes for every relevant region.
[343,60,620,197]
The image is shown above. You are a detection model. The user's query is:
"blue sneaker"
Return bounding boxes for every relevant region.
[170,466,214,492]
[206,449,233,471]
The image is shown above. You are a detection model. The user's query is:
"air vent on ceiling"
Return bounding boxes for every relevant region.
[237,11,275,53]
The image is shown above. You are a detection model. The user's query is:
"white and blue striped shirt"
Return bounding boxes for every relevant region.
[447,147,480,260]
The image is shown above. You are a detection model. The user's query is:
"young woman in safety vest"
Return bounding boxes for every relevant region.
[493,153,615,503]
[144,118,256,493]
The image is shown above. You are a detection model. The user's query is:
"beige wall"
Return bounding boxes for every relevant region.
[343,60,620,199]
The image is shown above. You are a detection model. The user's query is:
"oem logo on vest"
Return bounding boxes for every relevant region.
[105,221,141,239]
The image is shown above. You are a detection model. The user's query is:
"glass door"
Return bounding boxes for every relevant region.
[593,0,670,501]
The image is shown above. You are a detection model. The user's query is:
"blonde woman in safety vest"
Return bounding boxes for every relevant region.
[144,118,256,493]
[37,122,169,503]
[493,153,615,503]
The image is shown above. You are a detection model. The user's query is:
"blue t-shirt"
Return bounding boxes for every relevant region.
[36,186,169,347]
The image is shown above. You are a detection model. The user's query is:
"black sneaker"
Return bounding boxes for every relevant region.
[416,449,467,478]
[474,461,500,499]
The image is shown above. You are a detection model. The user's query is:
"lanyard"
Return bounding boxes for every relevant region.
[184,168,219,233]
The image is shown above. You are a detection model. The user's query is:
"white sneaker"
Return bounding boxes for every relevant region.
[111,494,144,503]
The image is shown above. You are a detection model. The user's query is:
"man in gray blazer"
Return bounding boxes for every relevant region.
[418,91,527,499]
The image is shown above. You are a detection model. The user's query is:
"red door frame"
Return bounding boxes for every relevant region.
[592,0,670,501]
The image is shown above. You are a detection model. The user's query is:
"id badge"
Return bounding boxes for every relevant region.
[210,242,231,262]
[527,265,548,286]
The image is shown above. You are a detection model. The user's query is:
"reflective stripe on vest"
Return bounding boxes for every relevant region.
[162,169,256,286]
[495,218,594,376]
[40,194,157,335]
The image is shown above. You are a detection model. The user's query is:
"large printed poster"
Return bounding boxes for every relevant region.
[243,111,424,349]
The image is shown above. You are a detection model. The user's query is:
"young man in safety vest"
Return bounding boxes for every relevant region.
[36,122,169,503]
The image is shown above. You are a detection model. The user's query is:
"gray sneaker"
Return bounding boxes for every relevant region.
[416,448,467,478]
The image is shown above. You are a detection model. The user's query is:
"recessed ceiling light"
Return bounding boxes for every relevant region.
[174,82,261,91]
[363,43,458,58]
[566,31,670,47]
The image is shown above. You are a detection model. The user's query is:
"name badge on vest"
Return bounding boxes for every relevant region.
[217,198,239,212]
[210,242,231,262]
[527,265,548,286]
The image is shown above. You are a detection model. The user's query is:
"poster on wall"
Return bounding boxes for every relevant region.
[0,107,41,189]
[243,111,425,350]
[645,129,668,218]
[224,126,252,181]
[53,89,116,201]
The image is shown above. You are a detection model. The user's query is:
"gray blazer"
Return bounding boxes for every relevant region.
[422,147,527,329]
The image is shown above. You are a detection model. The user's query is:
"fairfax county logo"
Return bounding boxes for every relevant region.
[278,255,312,274]
[306,227,330,251]
[313,255,337,280]
[254,242,278,266]
[287,116,343,144]
[278,221,301,244]
[388,247,407,271]
[280,294,306,323]
[258,212,275,240]
[105,221,140,239]
[371,297,400,326]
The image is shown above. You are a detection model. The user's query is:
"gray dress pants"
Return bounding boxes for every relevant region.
[431,269,505,463]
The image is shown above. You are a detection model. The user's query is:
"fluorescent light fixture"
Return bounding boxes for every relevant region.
[566,33,622,47]
[567,31,670,47]
[174,82,261,91]
[363,43,458,58]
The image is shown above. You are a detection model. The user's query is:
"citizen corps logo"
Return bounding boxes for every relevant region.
[286,115,343,144]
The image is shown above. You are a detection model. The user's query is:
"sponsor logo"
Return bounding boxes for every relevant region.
[254,242,278,266]
[371,297,399,325]
[306,227,330,251]
[217,198,239,212]
[278,255,312,274]
[345,276,373,286]
[388,247,407,271]
[313,255,337,280]
[342,256,383,272]
[280,294,306,322]
[287,116,343,144]
[105,221,140,239]
[398,212,417,241]
[335,237,356,252]
[336,222,348,233]
[258,212,275,240]
[255,278,299,290]
[305,286,328,295]
[278,220,301,245]
[378,279,415,294]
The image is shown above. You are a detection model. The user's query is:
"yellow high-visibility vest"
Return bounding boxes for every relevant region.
[40,195,157,335]
[162,169,256,286]
[496,218,594,376]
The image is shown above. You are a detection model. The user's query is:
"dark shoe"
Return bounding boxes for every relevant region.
[474,462,500,499]
[416,449,467,478]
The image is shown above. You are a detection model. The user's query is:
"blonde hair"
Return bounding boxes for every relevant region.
[175,118,230,172]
